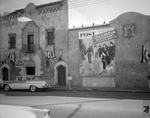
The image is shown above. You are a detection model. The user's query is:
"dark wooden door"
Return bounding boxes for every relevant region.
[3,68,9,81]
[58,66,66,86]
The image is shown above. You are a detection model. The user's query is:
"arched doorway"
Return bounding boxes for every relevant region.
[2,68,9,81]
[58,65,66,86]
[54,61,68,86]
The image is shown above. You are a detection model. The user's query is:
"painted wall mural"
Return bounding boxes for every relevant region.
[79,28,117,77]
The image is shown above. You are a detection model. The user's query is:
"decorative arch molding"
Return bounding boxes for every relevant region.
[22,21,40,50]
[0,64,10,81]
[54,61,68,85]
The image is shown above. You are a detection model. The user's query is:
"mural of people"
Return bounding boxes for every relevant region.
[79,39,86,66]
[98,43,112,74]
[85,41,94,73]
[79,28,117,76]
[94,45,99,61]
[99,52,107,74]
[108,41,115,66]
[103,43,111,67]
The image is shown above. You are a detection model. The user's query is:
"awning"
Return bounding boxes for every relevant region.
[15,59,35,67]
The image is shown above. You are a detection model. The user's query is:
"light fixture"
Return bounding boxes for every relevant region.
[18,16,33,22]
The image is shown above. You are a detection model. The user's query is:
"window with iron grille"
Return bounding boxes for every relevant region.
[27,34,34,52]
[26,67,35,75]
[9,34,16,49]
[47,31,55,45]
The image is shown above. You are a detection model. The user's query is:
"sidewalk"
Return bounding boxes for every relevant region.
[51,86,150,93]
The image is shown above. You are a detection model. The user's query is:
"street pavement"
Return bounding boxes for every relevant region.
[0,95,150,118]
[0,87,150,118]
[0,87,150,100]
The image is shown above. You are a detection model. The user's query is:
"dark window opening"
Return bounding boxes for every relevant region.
[9,36,16,49]
[26,67,35,75]
[27,34,34,52]
[47,31,54,45]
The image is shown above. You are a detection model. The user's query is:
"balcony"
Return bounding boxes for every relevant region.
[22,44,36,53]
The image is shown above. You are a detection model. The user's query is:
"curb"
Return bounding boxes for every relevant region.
[51,87,150,93]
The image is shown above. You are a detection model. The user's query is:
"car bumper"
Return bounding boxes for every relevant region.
[42,84,51,88]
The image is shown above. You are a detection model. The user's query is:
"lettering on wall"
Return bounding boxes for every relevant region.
[79,31,96,39]
[93,30,117,44]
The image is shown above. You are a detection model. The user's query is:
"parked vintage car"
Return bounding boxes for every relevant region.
[0,104,50,118]
[2,76,51,92]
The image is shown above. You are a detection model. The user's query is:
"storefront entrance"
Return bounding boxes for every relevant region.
[58,65,66,86]
[2,68,9,81]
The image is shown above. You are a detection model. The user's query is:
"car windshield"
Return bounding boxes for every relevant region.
[17,76,24,81]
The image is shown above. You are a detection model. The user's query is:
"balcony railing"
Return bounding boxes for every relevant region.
[22,44,36,53]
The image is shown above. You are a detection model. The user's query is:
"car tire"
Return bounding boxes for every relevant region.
[30,85,37,92]
[4,84,10,91]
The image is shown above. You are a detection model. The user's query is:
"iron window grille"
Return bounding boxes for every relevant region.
[8,34,16,49]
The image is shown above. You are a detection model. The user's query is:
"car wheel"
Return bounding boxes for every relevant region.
[30,85,37,92]
[4,84,10,91]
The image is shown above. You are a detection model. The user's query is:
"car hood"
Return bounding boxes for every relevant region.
[0,105,49,118]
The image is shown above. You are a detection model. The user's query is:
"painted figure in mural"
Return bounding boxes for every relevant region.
[103,43,110,66]
[99,52,107,74]
[85,41,94,73]
[94,45,99,61]
[98,45,104,74]
[98,45,103,58]
[79,39,88,75]
[79,39,86,66]
[99,43,111,74]
[108,41,115,66]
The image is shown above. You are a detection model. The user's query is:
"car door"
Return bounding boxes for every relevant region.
[25,76,38,88]
[20,76,32,89]
[10,76,24,89]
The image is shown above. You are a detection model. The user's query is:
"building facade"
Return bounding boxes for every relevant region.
[0,0,150,90]
[68,12,150,89]
[0,0,69,86]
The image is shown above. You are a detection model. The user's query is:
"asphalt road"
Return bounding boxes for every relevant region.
[0,89,150,118]
[0,94,150,118]
[0,89,150,100]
